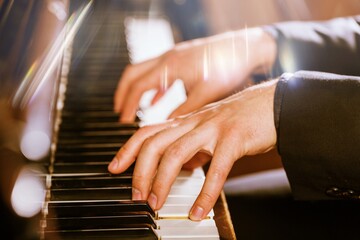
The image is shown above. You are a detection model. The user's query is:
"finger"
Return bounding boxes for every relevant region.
[148,124,216,210]
[119,81,149,122]
[120,62,178,122]
[131,120,197,202]
[114,73,131,113]
[108,122,170,174]
[189,137,236,221]
[114,58,161,113]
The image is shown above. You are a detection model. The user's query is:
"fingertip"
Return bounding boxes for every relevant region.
[132,187,142,201]
[120,106,137,123]
[113,106,120,114]
[120,115,135,123]
[147,192,158,210]
[189,205,205,221]
[108,157,119,173]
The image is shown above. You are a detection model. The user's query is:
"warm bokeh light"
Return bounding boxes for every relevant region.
[20,130,50,161]
[10,167,45,218]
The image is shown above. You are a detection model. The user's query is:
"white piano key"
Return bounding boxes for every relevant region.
[169,186,202,196]
[125,17,174,64]
[158,205,214,218]
[156,226,219,240]
[173,177,205,187]
[177,168,205,178]
[157,219,217,228]
[163,196,197,205]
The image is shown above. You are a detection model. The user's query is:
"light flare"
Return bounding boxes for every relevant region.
[203,46,209,82]
[161,65,169,92]
[244,24,249,65]
[12,1,93,110]
[47,0,67,21]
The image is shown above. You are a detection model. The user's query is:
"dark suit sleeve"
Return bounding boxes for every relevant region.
[263,15,360,77]
[269,16,360,200]
[275,71,360,200]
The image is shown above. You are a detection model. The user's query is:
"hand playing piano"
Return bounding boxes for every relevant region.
[114,27,276,122]
[109,79,278,221]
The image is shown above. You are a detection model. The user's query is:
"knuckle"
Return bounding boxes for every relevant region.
[142,137,156,152]
[124,64,134,73]
[163,143,184,160]
[162,49,176,62]
[152,178,167,194]
[132,172,146,186]
[211,165,228,181]
[137,125,153,136]
[199,191,217,204]
[122,65,134,79]
[141,135,163,157]
[118,144,131,157]
[129,80,146,92]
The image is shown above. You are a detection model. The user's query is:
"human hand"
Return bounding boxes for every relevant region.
[109,79,278,220]
[114,27,276,122]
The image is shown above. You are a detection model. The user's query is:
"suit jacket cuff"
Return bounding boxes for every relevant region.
[275,71,360,200]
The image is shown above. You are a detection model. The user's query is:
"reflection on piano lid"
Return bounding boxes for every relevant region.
[1,1,235,239]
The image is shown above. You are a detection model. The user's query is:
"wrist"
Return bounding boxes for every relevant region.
[242,27,277,74]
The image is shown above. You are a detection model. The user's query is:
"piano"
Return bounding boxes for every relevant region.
[0,1,235,239]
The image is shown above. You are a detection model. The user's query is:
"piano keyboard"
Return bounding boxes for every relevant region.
[40,1,221,239]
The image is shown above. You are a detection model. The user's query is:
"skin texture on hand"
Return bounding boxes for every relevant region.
[114,27,276,122]
[108,79,278,220]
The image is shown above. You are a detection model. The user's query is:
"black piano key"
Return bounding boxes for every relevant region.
[58,122,138,132]
[55,151,117,163]
[63,105,113,112]
[45,214,157,231]
[63,96,113,104]
[51,162,130,174]
[51,175,132,189]
[67,72,123,80]
[56,135,131,145]
[61,111,122,119]
[47,201,155,218]
[44,227,158,240]
[60,116,122,124]
[56,143,123,153]
[58,130,136,137]
[50,187,132,201]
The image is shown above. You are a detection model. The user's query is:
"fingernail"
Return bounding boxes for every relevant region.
[190,206,204,221]
[132,187,142,200]
[109,157,119,171]
[148,192,158,210]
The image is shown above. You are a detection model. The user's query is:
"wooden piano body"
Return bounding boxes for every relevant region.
[0,1,235,239]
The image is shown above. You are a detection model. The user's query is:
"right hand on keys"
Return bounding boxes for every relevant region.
[114,27,276,122]
[109,79,278,220]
